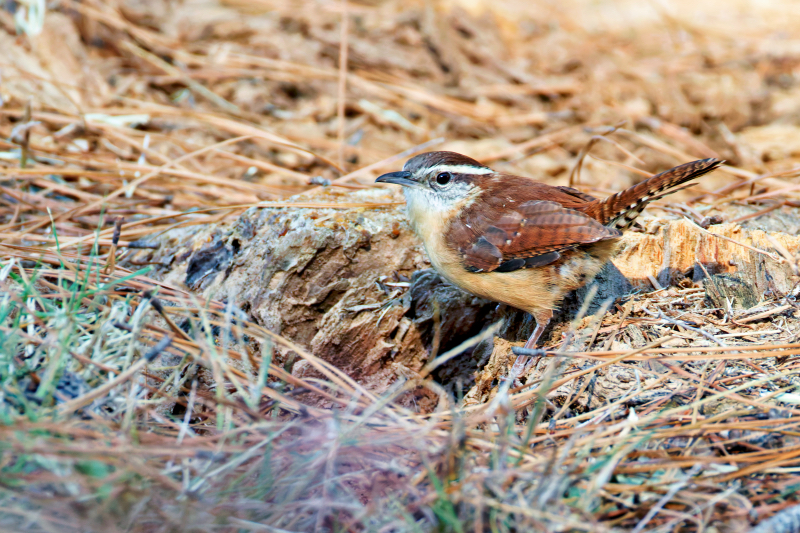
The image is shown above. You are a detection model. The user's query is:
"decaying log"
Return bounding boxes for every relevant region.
[612,217,799,297]
[136,188,499,394]
[130,187,800,395]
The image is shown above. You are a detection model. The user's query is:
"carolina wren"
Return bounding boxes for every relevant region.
[376,151,723,349]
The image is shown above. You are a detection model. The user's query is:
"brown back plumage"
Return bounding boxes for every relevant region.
[582,158,724,229]
[442,157,723,274]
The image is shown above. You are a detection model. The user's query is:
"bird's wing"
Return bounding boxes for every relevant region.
[553,185,599,203]
[446,200,621,273]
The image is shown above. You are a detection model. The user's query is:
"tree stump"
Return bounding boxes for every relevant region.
[130,187,800,396]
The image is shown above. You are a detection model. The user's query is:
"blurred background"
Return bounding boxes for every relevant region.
[5,0,800,216]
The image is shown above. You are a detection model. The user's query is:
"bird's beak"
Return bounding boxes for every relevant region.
[376,171,418,188]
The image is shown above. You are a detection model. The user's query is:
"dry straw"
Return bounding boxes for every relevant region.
[4,0,800,531]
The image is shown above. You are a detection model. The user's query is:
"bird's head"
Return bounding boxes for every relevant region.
[376,151,495,216]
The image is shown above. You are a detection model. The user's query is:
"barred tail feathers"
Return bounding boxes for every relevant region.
[589,158,724,229]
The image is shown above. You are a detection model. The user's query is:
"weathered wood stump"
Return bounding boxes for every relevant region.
[130,187,800,398]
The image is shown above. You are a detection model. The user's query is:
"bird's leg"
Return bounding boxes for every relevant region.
[524,308,553,349]
[510,309,553,383]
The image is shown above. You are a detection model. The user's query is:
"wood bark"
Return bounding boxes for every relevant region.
[130,188,800,394]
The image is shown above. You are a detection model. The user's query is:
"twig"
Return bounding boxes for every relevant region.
[104,216,124,274]
[686,217,783,263]
[568,121,626,187]
[58,336,172,416]
[418,322,503,379]
[646,309,728,347]
[337,0,350,171]
[750,502,800,533]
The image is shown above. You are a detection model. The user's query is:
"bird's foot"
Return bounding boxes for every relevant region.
[509,355,529,387]
[509,346,548,385]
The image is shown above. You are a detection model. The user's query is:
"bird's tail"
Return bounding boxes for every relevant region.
[586,158,724,230]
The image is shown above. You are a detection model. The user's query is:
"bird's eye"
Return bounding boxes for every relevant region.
[436,172,452,186]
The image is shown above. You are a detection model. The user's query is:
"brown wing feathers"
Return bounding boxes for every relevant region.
[447,158,722,274]
[451,200,621,273]
[584,158,724,229]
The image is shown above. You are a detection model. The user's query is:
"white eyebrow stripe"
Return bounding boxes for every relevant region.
[427,164,495,175]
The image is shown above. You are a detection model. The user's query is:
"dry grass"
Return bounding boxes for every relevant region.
[5,0,800,531]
